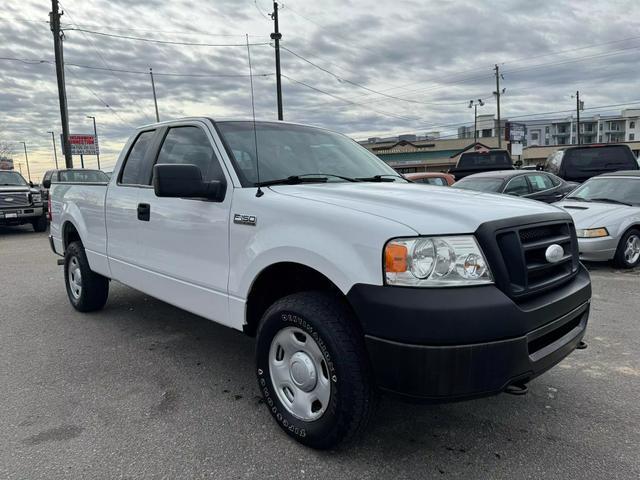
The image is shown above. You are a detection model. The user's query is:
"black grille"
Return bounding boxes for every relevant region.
[494,221,579,298]
[0,193,29,208]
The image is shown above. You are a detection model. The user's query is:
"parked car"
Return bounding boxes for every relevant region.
[448,149,514,180]
[404,172,455,186]
[452,170,577,203]
[544,144,638,183]
[48,118,591,449]
[0,170,47,232]
[555,171,640,268]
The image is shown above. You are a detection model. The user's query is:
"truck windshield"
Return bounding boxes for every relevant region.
[566,177,640,206]
[457,152,512,168]
[0,171,27,186]
[216,121,403,187]
[452,177,504,192]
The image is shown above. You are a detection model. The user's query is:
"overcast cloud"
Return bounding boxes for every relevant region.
[1,0,639,178]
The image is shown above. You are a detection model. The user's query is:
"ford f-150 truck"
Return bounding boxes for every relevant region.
[0,170,47,231]
[48,118,591,449]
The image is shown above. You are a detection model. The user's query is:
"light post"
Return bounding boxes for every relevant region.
[468,99,485,143]
[19,141,31,182]
[86,115,100,169]
[47,131,59,169]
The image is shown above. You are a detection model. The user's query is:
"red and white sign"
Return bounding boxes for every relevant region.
[63,134,100,155]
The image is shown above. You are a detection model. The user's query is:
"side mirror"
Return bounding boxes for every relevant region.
[43,179,51,189]
[153,164,225,201]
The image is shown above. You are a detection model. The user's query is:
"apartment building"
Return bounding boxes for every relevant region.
[522,109,639,147]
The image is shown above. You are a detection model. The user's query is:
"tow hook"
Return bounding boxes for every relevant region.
[577,341,588,350]
[505,383,529,396]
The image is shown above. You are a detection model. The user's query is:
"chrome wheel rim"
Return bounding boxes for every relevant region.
[268,326,331,421]
[68,256,82,300]
[624,235,640,265]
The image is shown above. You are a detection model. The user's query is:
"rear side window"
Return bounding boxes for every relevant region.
[120,130,156,185]
[458,151,512,168]
[527,173,554,192]
[154,126,224,183]
[563,146,638,175]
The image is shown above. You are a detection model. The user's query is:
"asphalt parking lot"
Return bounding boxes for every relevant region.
[1,227,639,479]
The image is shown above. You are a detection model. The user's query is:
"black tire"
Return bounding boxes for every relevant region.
[256,291,374,449]
[613,229,640,269]
[64,241,109,312]
[32,214,48,232]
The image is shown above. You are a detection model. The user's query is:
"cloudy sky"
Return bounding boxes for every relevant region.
[1,0,639,179]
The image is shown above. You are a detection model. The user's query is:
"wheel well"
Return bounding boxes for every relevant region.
[244,262,345,337]
[62,222,81,250]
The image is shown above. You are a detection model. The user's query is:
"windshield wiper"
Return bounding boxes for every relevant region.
[588,197,632,206]
[255,175,329,187]
[355,174,403,183]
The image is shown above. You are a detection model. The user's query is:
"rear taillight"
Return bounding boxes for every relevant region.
[47,196,52,221]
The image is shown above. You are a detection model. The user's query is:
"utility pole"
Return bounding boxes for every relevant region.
[49,0,73,168]
[86,116,100,169]
[47,131,59,169]
[20,142,31,182]
[271,1,283,120]
[575,90,581,145]
[149,68,160,122]
[469,99,485,143]
[494,65,503,148]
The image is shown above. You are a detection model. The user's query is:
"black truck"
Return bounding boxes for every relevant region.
[0,170,47,232]
[448,149,514,180]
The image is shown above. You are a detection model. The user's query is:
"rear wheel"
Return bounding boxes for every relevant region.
[32,214,47,232]
[256,292,374,449]
[613,229,640,269]
[64,241,109,312]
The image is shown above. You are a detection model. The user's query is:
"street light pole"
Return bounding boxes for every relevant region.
[19,142,31,182]
[47,131,59,169]
[149,68,160,122]
[86,115,100,169]
[469,99,485,143]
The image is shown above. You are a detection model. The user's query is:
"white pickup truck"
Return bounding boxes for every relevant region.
[48,118,591,449]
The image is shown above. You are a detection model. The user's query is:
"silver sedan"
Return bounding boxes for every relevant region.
[554,171,640,268]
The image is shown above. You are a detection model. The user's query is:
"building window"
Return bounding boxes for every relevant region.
[481,129,492,138]
[531,132,539,140]
[545,126,550,134]
[631,134,636,141]
[599,135,603,142]
[572,124,576,132]
[545,139,549,145]
[599,123,603,131]
[631,121,636,129]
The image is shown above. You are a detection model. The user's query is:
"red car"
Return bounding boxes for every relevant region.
[404,172,455,186]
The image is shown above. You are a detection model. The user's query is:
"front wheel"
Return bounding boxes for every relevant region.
[256,292,374,449]
[64,241,109,312]
[613,229,640,269]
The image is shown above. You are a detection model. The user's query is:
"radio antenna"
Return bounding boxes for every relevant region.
[246,34,263,197]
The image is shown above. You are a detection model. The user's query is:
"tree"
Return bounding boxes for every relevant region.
[0,140,14,159]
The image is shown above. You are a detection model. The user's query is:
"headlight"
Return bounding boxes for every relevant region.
[31,193,42,203]
[384,236,493,287]
[576,227,609,238]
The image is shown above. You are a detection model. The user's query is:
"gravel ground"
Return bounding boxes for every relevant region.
[1,226,638,479]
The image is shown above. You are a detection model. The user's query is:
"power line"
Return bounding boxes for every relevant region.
[281,74,419,122]
[66,27,271,47]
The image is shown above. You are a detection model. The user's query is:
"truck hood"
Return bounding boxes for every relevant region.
[270,183,562,235]
[0,185,31,194]
[555,200,637,228]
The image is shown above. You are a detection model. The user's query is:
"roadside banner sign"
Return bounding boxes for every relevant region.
[505,122,527,142]
[0,157,14,170]
[61,134,100,156]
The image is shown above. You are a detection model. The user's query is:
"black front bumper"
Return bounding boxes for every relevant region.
[347,265,591,401]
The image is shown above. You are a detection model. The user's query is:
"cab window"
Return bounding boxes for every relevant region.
[120,130,156,185]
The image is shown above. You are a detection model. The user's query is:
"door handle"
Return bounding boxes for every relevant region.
[137,203,150,221]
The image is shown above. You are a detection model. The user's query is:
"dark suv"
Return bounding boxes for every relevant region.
[544,144,639,183]
[448,149,514,180]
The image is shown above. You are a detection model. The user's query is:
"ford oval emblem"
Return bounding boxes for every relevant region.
[545,244,565,263]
